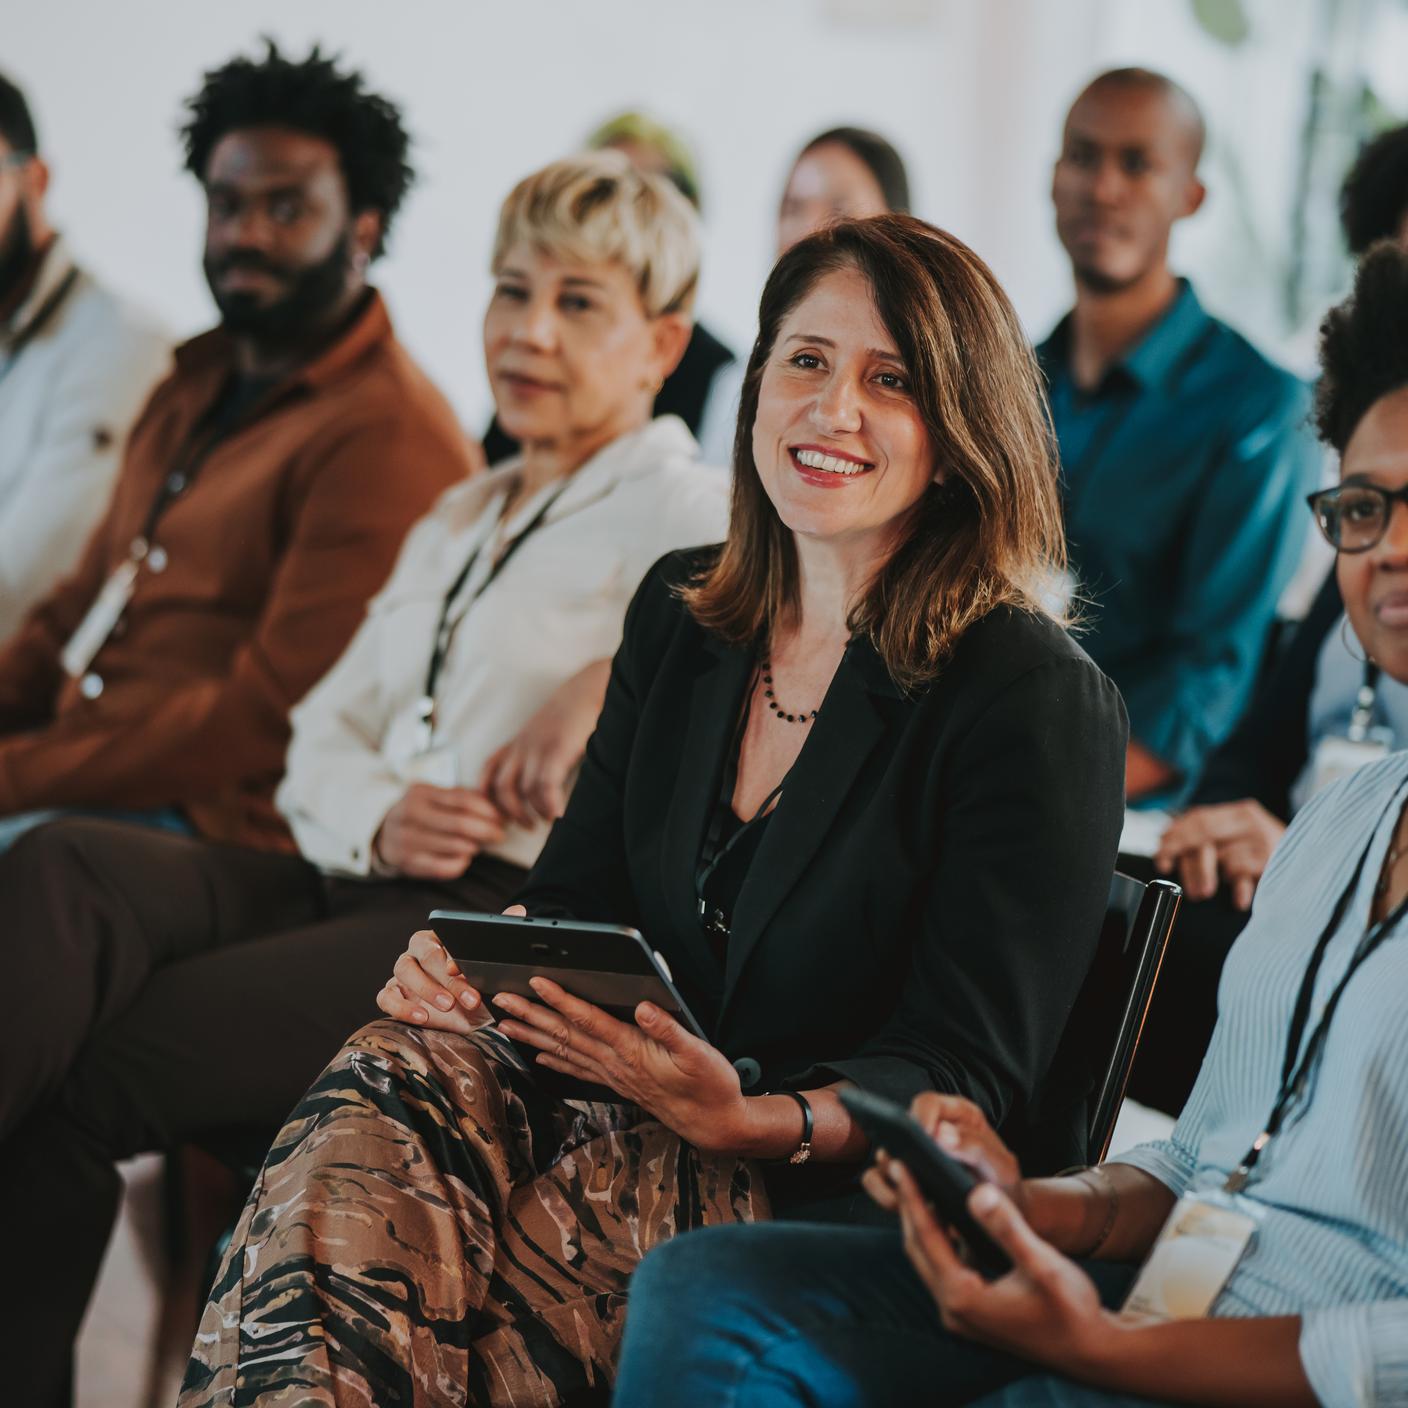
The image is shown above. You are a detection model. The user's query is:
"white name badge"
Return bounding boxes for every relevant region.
[60,561,138,678]
[1120,1190,1258,1323]
[1306,734,1391,801]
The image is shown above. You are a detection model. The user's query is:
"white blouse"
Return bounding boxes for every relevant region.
[277,415,728,873]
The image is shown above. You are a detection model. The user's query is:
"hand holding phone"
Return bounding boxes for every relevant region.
[841,1087,1011,1279]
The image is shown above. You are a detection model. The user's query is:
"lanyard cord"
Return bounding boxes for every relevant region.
[418,478,570,727]
[0,266,80,391]
[1227,783,1408,1190]
[694,665,790,936]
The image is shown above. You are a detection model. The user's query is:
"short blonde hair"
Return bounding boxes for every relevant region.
[491,150,700,318]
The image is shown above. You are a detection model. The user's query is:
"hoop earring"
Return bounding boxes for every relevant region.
[1341,614,1370,664]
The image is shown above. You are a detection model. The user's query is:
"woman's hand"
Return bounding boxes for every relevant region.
[373,783,507,880]
[890,1160,1111,1376]
[1155,799,1286,910]
[863,1093,1030,1225]
[490,977,751,1153]
[480,660,611,827]
[375,925,496,1035]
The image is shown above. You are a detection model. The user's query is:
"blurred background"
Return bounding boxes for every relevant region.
[9,0,1408,427]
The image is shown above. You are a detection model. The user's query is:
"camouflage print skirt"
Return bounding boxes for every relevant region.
[179,1019,768,1407]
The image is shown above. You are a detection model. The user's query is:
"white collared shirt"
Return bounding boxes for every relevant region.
[0,236,169,639]
[278,415,728,873]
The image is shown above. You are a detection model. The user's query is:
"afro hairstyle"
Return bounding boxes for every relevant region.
[180,39,413,257]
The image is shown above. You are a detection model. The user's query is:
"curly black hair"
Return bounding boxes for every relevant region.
[1316,241,1408,451]
[1340,123,1408,257]
[180,39,413,257]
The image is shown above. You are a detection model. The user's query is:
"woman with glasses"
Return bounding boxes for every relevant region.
[1141,386,1408,1115]
[611,240,1408,1408]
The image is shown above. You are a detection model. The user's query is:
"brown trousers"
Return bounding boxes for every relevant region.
[0,817,525,1407]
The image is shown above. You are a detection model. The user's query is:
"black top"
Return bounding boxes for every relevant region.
[518,548,1128,1174]
[1190,569,1341,820]
[482,321,736,466]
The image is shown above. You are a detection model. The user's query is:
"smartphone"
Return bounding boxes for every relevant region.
[840,1087,1011,1278]
[428,909,707,1040]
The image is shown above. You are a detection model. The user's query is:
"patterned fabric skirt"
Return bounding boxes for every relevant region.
[179,1019,768,1407]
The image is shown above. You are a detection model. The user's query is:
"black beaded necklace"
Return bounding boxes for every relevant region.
[761,658,819,725]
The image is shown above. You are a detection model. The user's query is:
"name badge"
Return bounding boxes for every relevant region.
[1306,733,1391,800]
[1120,1189,1258,1322]
[60,561,138,678]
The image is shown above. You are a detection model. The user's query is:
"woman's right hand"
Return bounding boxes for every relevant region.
[376,916,522,1034]
[862,1093,1028,1222]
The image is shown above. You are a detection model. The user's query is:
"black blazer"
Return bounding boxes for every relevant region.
[519,550,1128,1173]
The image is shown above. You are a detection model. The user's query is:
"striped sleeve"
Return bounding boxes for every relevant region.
[1301,1301,1408,1407]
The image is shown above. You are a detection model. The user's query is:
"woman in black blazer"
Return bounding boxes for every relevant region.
[181,215,1126,1407]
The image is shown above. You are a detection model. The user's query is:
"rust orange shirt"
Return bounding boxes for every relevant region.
[0,290,474,849]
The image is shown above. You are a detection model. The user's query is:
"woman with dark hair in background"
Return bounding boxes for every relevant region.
[181,213,1124,1406]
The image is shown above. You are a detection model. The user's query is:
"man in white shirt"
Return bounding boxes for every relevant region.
[0,71,170,638]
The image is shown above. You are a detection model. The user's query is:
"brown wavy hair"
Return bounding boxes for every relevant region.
[682,214,1066,691]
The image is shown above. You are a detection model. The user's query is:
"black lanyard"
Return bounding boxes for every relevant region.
[694,671,789,938]
[1225,783,1408,1192]
[0,266,80,391]
[416,479,569,732]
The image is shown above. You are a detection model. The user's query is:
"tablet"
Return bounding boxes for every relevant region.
[428,909,707,1040]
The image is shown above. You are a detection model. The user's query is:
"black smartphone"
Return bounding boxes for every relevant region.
[840,1087,1011,1279]
[428,909,707,1040]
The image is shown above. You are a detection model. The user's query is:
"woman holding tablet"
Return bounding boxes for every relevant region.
[609,244,1408,1408]
[182,215,1127,1405]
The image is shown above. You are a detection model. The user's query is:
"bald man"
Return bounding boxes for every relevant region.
[1037,68,1318,809]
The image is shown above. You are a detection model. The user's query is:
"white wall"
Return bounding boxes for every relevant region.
[5,0,1378,424]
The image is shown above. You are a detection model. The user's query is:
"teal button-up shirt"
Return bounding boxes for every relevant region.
[1037,281,1320,806]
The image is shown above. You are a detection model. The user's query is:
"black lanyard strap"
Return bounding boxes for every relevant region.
[0,266,80,391]
[418,477,570,727]
[1226,782,1408,1191]
[694,668,790,937]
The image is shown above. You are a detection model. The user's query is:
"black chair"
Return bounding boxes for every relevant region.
[1081,872,1182,1162]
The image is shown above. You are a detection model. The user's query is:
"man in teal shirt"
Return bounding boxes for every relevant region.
[1038,68,1318,807]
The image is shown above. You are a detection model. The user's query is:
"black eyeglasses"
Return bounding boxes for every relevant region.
[1307,482,1408,552]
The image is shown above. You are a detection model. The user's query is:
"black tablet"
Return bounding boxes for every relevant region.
[428,909,707,1040]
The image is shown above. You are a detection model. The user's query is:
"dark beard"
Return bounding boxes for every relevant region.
[1071,259,1140,297]
[204,230,354,342]
[0,204,35,304]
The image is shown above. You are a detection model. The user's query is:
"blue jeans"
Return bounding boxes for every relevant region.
[0,805,193,854]
[613,1222,1162,1408]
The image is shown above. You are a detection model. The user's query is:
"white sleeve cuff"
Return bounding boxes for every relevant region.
[1104,1139,1197,1199]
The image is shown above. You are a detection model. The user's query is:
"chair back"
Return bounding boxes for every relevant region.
[1079,872,1182,1162]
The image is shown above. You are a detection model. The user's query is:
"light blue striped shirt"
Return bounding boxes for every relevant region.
[985,750,1408,1408]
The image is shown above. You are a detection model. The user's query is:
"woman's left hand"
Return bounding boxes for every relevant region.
[490,978,750,1153]
[889,1158,1113,1376]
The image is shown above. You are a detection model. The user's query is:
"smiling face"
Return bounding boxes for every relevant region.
[750,262,935,554]
[1052,81,1204,293]
[1337,387,1408,685]
[484,241,687,457]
